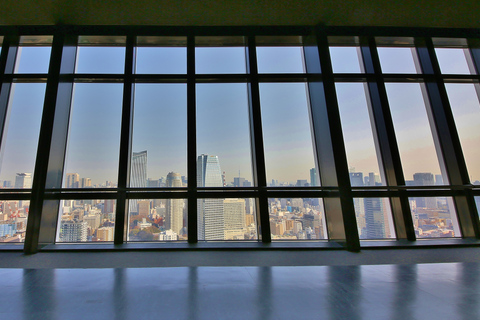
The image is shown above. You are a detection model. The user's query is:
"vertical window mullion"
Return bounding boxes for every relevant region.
[246,35,270,242]
[114,34,135,245]
[312,27,360,251]
[358,36,415,241]
[187,35,197,243]
[415,37,480,238]
[24,32,68,253]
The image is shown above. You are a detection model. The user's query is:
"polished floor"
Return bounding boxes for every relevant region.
[1,262,480,319]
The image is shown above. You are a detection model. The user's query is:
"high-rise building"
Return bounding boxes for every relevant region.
[413,173,436,208]
[130,150,148,213]
[364,198,386,239]
[310,168,317,186]
[223,198,246,231]
[197,154,224,240]
[15,173,32,189]
[165,172,184,235]
[66,173,79,188]
[59,220,88,242]
[81,177,92,188]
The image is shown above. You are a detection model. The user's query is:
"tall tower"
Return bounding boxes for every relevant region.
[165,172,184,235]
[197,154,224,240]
[130,150,147,213]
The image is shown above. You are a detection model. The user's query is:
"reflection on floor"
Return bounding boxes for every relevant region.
[1,262,479,319]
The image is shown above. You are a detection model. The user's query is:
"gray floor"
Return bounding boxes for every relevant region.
[1,262,480,319]
[1,247,480,319]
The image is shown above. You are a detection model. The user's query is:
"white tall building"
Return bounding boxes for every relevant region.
[165,172,184,235]
[59,220,88,242]
[197,154,224,240]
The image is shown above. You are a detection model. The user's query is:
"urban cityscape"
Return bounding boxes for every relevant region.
[0,149,479,243]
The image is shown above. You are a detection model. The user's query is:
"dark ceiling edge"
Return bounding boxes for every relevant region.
[0,25,478,38]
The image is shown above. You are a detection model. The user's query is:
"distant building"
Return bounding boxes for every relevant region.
[97,227,114,241]
[197,154,224,240]
[65,173,79,188]
[15,173,32,189]
[310,168,317,186]
[130,150,147,213]
[59,220,88,242]
[165,172,184,235]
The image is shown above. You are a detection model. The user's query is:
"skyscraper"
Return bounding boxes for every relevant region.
[165,172,184,235]
[197,154,224,240]
[413,173,436,208]
[15,173,32,189]
[364,197,386,239]
[130,150,147,213]
[310,168,317,186]
[66,173,79,188]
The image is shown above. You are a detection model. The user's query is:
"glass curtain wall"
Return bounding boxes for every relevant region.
[0,27,477,250]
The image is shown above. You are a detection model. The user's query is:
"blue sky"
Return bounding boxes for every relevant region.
[1,43,479,187]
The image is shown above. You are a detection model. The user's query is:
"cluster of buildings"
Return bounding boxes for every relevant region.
[58,199,116,242]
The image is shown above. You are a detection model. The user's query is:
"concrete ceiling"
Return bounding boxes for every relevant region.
[0,0,478,28]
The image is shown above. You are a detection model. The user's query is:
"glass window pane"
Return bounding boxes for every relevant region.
[131,84,187,188]
[444,84,480,183]
[409,197,460,238]
[336,83,384,186]
[63,84,122,188]
[75,47,126,74]
[196,83,253,187]
[136,47,186,74]
[198,198,257,241]
[329,47,363,73]
[15,46,51,73]
[128,199,187,241]
[260,83,318,186]
[385,83,445,185]
[435,48,473,74]
[269,198,327,240]
[0,200,29,243]
[56,200,116,242]
[256,47,305,73]
[377,47,418,74]
[0,83,45,188]
[195,47,246,74]
[354,198,395,239]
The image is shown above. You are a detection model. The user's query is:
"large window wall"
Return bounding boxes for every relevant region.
[0,26,478,253]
